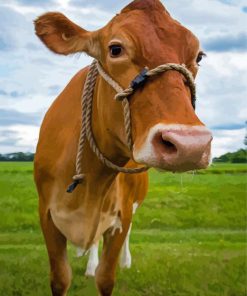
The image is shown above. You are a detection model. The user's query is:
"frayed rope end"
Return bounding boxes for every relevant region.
[67,180,80,193]
[66,174,85,193]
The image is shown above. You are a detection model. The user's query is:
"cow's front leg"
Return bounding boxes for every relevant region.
[85,241,99,277]
[119,201,139,269]
[40,206,72,296]
[119,223,132,269]
[95,212,132,296]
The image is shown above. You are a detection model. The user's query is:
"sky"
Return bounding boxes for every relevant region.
[0,0,246,157]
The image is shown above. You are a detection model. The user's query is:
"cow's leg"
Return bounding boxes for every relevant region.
[119,201,139,269]
[40,207,71,296]
[119,223,132,269]
[95,213,132,296]
[85,241,99,277]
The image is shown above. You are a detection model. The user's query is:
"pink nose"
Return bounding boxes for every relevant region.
[152,126,212,171]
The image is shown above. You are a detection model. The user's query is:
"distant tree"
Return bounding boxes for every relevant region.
[213,149,246,163]
[0,152,34,161]
[0,154,6,161]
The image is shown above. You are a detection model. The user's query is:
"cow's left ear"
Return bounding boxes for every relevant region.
[34,12,99,58]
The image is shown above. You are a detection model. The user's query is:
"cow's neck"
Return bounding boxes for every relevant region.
[91,75,130,170]
[81,73,130,196]
[80,73,130,202]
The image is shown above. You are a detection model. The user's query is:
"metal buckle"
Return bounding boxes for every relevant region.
[130,68,149,91]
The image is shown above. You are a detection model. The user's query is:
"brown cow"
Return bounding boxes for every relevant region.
[34,0,212,295]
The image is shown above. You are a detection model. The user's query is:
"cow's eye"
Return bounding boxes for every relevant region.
[109,44,123,58]
[196,51,206,65]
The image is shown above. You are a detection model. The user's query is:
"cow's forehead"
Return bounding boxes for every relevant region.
[121,0,170,14]
[100,1,199,64]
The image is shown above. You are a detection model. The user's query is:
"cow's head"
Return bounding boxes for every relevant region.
[35,0,212,172]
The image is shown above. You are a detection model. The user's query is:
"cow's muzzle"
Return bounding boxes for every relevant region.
[133,124,213,172]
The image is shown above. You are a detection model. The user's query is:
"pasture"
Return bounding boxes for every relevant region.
[0,162,246,295]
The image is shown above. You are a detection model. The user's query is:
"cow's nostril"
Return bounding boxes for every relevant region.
[161,138,177,154]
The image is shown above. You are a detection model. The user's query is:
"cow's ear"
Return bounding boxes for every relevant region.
[34,12,99,58]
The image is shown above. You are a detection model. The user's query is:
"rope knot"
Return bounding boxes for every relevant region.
[73,174,85,182]
[115,88,133,101]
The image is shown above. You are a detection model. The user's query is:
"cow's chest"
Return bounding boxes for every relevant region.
[49,182,120,250]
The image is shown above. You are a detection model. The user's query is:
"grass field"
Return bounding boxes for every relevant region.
[0,162,246,295]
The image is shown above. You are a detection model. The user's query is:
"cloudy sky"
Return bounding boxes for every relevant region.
[0,0,246,156]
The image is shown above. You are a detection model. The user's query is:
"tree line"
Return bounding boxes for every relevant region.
[0,149,246,163]
[0,152,34,161]
[213,149,246,163]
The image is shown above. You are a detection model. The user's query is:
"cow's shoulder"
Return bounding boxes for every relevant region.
[34,66,89,180]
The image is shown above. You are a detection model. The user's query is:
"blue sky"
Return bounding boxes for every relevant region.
[0,0,246,156]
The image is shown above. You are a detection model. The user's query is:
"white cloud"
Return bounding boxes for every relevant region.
[164,0,246,37]
[0,125,40,153]
[196,51,247,128]
[212,128,246,156]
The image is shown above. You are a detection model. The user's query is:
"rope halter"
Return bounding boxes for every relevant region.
[67,59,196,193]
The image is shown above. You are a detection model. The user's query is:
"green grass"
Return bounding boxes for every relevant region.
[0,162,246,295]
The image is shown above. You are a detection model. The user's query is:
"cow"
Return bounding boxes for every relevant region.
[34,0,212,295]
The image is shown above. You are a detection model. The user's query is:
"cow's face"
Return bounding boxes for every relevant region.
[35,0,212,172]
[98,1,212,172]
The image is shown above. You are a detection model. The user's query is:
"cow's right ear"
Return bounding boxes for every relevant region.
[34,12,99,58]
